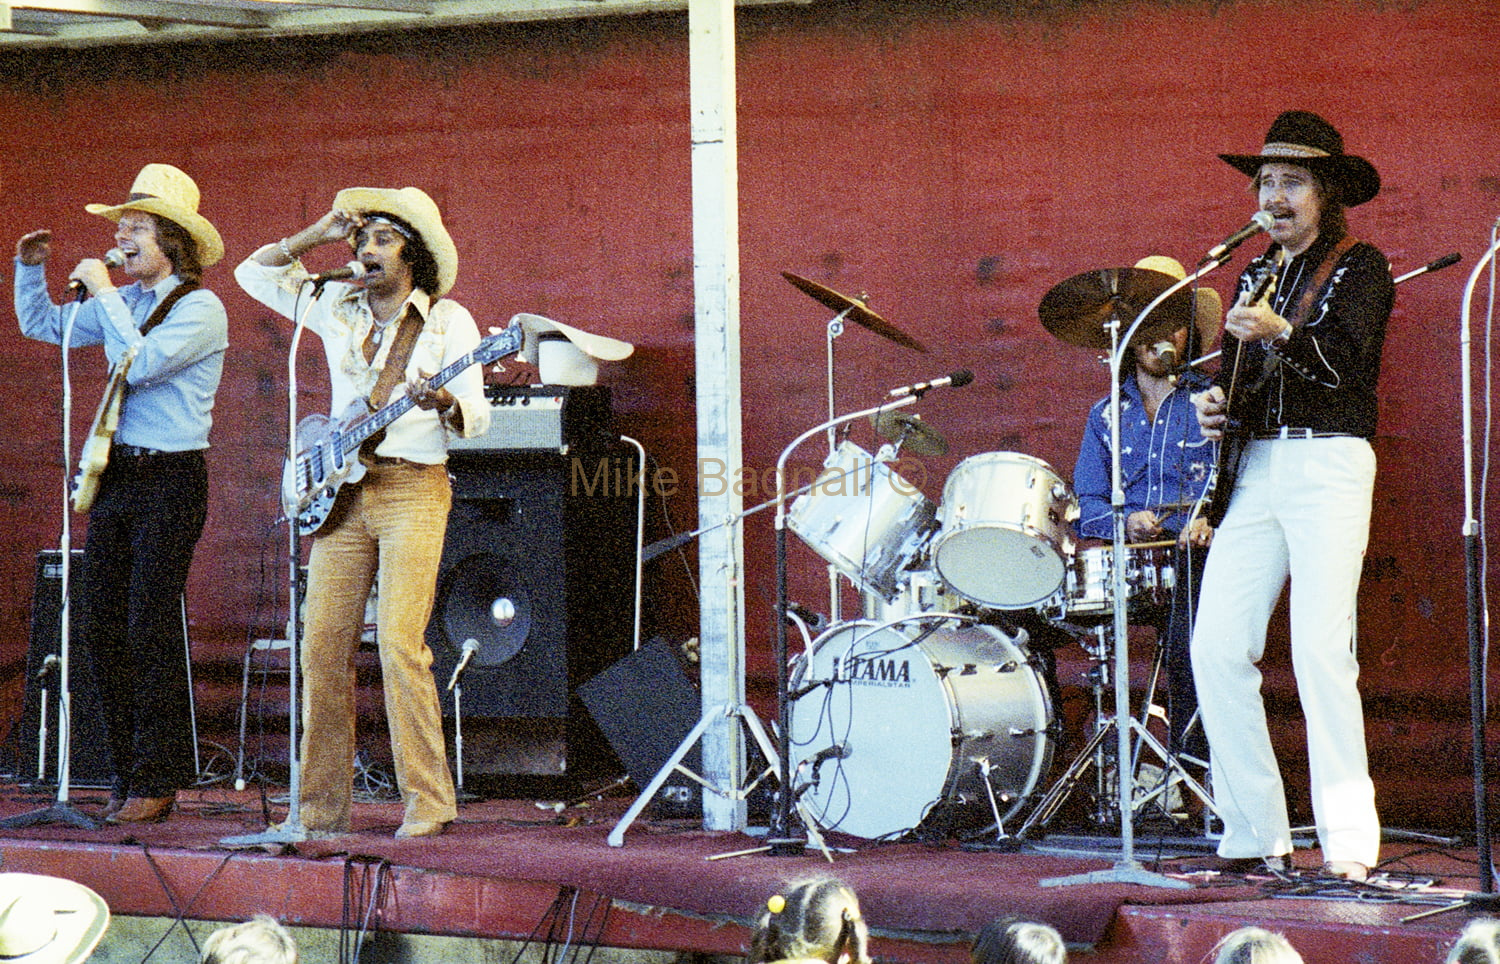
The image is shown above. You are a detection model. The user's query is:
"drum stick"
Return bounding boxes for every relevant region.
[1126,539,1177,549]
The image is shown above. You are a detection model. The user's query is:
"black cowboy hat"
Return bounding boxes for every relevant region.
[1219,110,1381,207]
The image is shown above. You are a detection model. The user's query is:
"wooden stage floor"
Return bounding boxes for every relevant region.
[0,779,1489,963]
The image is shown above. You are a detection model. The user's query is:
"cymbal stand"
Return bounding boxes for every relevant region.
[823,306,853,623]
[1016,623,1216,840]
[3,298,100,832]
[1043,263,1222,889]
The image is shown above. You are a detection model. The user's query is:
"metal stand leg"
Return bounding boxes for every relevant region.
[608,702,830,860]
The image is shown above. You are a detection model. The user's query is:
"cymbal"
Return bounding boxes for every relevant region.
[782,271,928,353]
[1038,267,1195,350]
[871,410,949,456]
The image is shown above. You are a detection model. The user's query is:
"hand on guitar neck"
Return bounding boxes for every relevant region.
[1193,255,1284,440]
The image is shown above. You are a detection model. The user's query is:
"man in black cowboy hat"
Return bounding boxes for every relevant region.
[15,163,229,824]
[1189,111,1393,881]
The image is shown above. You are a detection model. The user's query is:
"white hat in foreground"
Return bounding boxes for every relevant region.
[0,873,109,963]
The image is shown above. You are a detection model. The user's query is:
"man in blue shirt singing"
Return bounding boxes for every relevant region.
[16,163,227,824]
[1071,255,1218,782]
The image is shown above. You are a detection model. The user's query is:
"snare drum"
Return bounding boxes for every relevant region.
[789,617,1054,839]
[787,441,937,599]
[932,453,1077,609]
[1060,544,1178,622]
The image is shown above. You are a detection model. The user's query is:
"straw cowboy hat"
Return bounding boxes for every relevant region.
[1133,255,1222,351]
[0,873,109,964]
[85,163,224,267]
[514,312,634,386]
[1219,110,1381,207]
[333,186,459,299]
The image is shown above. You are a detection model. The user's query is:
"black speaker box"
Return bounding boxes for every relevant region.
[578,637,702,816]
[7,550,112,787]
[426,441,638,779]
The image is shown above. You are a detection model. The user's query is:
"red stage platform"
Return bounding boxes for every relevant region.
[0,782,1485,963]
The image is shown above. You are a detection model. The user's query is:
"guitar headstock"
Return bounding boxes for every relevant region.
[475,319,524,366]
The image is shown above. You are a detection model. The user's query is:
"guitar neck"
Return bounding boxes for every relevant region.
[341,349,477,452]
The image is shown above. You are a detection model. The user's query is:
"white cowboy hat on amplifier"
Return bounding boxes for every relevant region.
[514,312,634,386]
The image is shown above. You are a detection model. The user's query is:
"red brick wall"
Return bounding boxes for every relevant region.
[1,0,1496,828]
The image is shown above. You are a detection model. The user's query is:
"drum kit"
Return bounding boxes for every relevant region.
[778,268,1202,844]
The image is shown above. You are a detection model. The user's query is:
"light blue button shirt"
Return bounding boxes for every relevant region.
[15,258,227,451]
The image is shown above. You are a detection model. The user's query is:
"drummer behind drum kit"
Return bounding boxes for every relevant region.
[778,268,1200,843]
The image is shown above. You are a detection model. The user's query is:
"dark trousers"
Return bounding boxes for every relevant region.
[78,450,207,799]
[1155,542,1208,763]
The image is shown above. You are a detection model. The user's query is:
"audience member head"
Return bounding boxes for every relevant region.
[200,914,299,964]
[970,915,1066,964]
[1210,926,1303,964]
[1448,917,1500,964]
[747,878,870,964]
[0,873,109,964]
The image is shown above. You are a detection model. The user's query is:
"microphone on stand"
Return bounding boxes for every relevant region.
[68,248,126,298]
[36,654,58,679]
[447,639,481,691]
[1151,341,1179,367]
[888,369,974,398]
[1395,252,1462,284]
[299,261,367,286]
[1202,210,1276,263]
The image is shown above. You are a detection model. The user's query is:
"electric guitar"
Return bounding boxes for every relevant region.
[1203,255,1281,528]
[71,345,140,514]
[283,321,523,535]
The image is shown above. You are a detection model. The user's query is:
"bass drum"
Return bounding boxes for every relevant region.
[789,618,1054,840]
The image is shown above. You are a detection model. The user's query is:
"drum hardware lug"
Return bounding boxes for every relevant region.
[959,663,978,676]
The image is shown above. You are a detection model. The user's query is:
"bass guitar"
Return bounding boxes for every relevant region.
[1203,254,1281,527]
[283,321,523,535]
[71,345,140,514]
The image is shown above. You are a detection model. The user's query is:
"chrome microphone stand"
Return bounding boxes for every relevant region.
[767,392,921,855]
[3,297,101,831]
[1043,263,1224,889]
[222,280,333,848]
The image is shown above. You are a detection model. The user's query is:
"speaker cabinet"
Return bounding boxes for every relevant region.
[578,637,702,815]
[8,550,112,787]
[426,417,638,779]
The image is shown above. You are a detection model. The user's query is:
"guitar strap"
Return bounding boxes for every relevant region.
[360,304,427,458]
[1287,234,1357,330]
[1257,234,1357,384]
[140,279,199,337]
[111,279,199,393]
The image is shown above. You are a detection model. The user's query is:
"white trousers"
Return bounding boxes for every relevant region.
[1190,436,1380,865]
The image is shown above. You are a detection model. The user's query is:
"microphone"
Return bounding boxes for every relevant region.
[68,248,127,294]
[491,597,516,626]
[1394,252,1462,285]
[1150,341,1179,366]
[37,654,58,679]
[811,742,850,766]
[447,638,480,691]
[888,369,974,398]
[301,261,367,285]
[784,601,828,633]
[1204,210,1277,262]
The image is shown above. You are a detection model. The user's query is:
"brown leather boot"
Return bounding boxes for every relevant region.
[107,796,175,823]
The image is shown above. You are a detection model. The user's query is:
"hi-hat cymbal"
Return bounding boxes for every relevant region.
[1038,267,1195,350]
[871,410,948,456]
[782,271,928,353]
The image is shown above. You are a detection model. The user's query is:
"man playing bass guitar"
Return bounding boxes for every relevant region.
[236,186,490,839]
[1188,112,1394,882]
